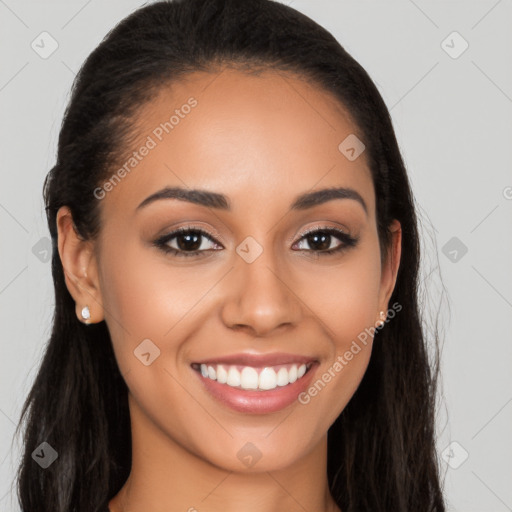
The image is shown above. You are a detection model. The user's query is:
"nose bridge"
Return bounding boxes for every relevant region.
[220,233,302,335]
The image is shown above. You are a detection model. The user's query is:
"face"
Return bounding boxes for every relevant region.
[59,67,401,473]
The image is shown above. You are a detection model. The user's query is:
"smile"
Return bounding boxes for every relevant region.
[190,352,319,414]
[191,362,313,391]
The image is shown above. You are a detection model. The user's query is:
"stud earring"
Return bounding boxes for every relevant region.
[377,310,386,328]
[81,305,91,324]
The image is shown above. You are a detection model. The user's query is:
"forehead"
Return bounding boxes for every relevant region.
[99,67,374,222]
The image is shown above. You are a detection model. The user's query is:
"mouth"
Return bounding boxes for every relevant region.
[190,353,318,414]
[190,361,314,391]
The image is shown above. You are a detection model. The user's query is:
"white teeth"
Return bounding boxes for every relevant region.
[226,366,241,387]
[240,367,259,390]
[216,364,228,384]
[288,365,298,383]
[276,367,289,386]
[258,367,277,390]
[196,362,310,391]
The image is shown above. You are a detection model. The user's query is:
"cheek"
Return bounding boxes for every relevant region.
[98,242,218,366]
[305,245,382,347]
[326,266,380,343]
[97,242,169,359]
[294,245,381,425]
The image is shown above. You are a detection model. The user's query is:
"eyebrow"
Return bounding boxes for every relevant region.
[136,186,368,215]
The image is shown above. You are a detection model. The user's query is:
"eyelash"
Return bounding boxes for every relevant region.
[153,225,359,258]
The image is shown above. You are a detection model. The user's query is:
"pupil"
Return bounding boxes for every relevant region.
[177,232,201,251]
[309,233,330,251]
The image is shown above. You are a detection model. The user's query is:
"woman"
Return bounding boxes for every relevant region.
[15,0,446,510]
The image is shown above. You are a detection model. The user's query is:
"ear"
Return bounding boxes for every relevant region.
[377,219,402,322]
[56,206,104,324]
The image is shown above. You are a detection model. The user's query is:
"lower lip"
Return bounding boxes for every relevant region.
[192,364,318,414]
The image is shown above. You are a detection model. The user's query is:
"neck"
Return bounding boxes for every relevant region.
[109,394,341,512]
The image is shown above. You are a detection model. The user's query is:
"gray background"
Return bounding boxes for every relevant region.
[1,1,511,510]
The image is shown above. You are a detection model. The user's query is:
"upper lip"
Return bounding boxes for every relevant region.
[192,352,317,367]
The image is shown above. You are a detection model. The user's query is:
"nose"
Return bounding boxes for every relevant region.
[220,242,303,337]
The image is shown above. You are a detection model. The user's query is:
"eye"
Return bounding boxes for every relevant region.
[153,227,222,258]
[292,226,359,256]
[153,225,359,259]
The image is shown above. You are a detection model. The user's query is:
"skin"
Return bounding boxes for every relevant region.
[57,68,401,512]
